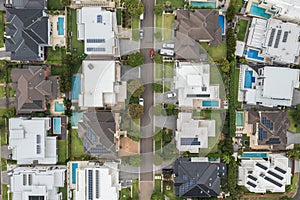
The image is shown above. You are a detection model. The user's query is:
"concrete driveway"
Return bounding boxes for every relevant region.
[154,115,177,130]
[1,146,11,159]
[121,65,141,81]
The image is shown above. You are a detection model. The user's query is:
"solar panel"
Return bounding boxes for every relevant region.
[267,170,283,180]
[247,181,257,188]
[181,138,200,145]
[248,175,257,181]
[87,128,97,142]
[186,94,210,98]
[88,170,93,200]
[89,145,111,154]
[28,174,32,186]
[275,167,287,174]
[36,135,41,144]
[87,39,105,43]
[96,170,99,198]
[264,176,283,187]
[36,145,41,154]
[23,174,27,185]
[274,30,282,48]
[97,15,102,23]
[268,29,276,46]
[256,163,267,170]
[266,138,280,144]
[282,31,288,42]
[86,47,106,52]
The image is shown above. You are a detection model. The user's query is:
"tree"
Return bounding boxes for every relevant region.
[62,0,71,7]
[153,54,163,64]
[153,4,164,15]
[151,192,164,200]
[127,130,142,141]
[279,196,293,200]
[128,104,144,119]
[226,29,236,61]
[153,83,163,93]
[215,57,230,73]
[128,52,144,67]
[123,0,144,17]
[152,129,163,142]
[127,78,145,97]
[226,5,235,21]
[129,155,141,167]
[222,154,232,164]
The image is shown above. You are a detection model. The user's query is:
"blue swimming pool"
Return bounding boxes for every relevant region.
[218,15,225,35]
[247,49,264,61]
[54,101,64,112]
[71,112,83,127]
[244,70,255,89]
[249,2,271,19]
[72,75,81,100]
[236,112,244,127]
[190,1,216,8]
[53,117,61,134]
[202,100,219,107]
[72,163,78,184]
[58,17,64,35]
[241,152,268,158]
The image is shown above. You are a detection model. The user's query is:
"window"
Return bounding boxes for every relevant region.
[88,170,93,200]
[36,145,41,154]
[36,135,41,144]
[97,15,102,23]
[87,39,105,43]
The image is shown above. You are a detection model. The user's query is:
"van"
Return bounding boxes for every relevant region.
[158,49,175,57]
[162,43,175,49]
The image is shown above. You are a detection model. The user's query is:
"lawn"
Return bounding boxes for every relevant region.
[200,41,227,60]
[71,129,85,158]
[155,178,161,192]
[237,19,249,41]
[67,9,84,55]
[155,14,162,42]
[116,9,122,26]
[46,47,66,65]
[163,14,174,41]
[287,110,300,133]
[0,86,5,98]
[1,158,7,171]
[1,184,10,200]
[132,179,139,200]
[47,0,63,10]
[132,17,140,41]
[155,63,163,79]
[164,62,174,78]
[51,65,65,76]
[286,173,299,193]
[163,183,183,200]
[0,12,4,48]
[242,134,250,150]
[210,65,226,98]
[58,140,67,164]
[156,0,185,8]
[164,82,171,92]
[8,86,15,97]
[120,187,131,200]
[0,61,5,82]
[59,183,68,200]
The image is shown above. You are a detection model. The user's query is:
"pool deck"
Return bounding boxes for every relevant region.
[245,0,273,19]
[50,98,65,115]
[68,161,89,190]
[49,14,66,48]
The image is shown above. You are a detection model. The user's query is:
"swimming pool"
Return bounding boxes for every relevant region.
[247,49,264,61]
[58,17,64,36]
[249,2,271,19]
[71,163,78,184]
[218,15,225,35]
[71,112,83,127]
[236,112,244,127]
[241,152,268,158]
[244,70,255,89]
[53,117,61,134]
[54,101,64,112]
[72,75,81,100]
[202,100,219,107]
[190,1,216,8]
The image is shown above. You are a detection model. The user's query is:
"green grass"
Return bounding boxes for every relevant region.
[164,62,174,78]
[8,86,15,97]
[287,111,300,133]
[156,0,185,8]
[120,187,131,200]
[210,65,225,98]
[164,82,171,92]
[46,47,66,65]
[117,9,122,26]
[47,0,63,10]
[132,17,140,41]
[200,41,227,60]
[1,128,7,145]
[286,173,299,193]
[68,9,84,55]
[59,183,68,200]
[242,134,250,150]
[155,140,162,151]
[163,183,183,200]
[71,129,85,158]
[163,14,174,41]
[1,158,7,171]
[234,67,242,109]
[155,178,161,192]
[0,86,5,98]
[132,179,139,200]
[155,63,163,79]
[0,12,4,48]
[1,184,10,200]
[237,19,249,41]
[51,65,65,76]
[0,61,5,82]
[155,14,163,42]
[58,140,67,164]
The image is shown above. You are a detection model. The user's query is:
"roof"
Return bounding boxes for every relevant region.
[8,118,57,165]
[174,158,225,198]
[12,0,46,9]
[11,65,57,114]
[5,1,49,61]
[78,111,117,158]
[174,9,222,46]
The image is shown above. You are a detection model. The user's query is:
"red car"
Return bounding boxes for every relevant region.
[150,49,155,59]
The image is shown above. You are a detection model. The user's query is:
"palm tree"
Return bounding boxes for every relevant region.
[222,154,232,164]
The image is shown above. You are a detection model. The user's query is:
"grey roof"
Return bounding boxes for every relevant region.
[11,65,57,114]
[5,1,48,61]
[12,0,46,9]
[78,111,117,158]
[174,158,225,198]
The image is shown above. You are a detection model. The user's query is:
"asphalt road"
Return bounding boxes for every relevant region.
[139,0,155,199]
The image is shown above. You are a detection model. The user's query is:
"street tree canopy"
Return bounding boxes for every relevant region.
[123,0,144,17]
[127,78,145,97]
[128,52,144,67]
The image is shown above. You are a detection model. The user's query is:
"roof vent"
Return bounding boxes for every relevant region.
[88,64,94,70]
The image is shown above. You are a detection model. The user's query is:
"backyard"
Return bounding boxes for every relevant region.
[67,9,84,55]
[51,65,65,76]
[200,41,227,60]
[58,140,67,164]
[46,47,66,65]
[47,0,63,10]
[287,110,300,133]
[237,19,249,41]
[70,129,85,158]
[156,0,185,9]
[163,14,174,41]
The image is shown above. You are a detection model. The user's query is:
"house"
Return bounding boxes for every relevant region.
[175,112,215,153]
[11,65,58,114]
[69,161,121,200]
[246,18,300,64]
[238,65,300,107]
[174,157,226,198]
[77,7,119,56]
[238,153,291,193]
[72,0,115,7]
[78,111,117,158]
[9,166,65,200]
[5,0,50,61]
[174,9,222,46]
[174,62,220,108]
[8,118,57,165]
[78,60,126,109]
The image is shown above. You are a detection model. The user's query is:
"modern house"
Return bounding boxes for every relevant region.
[175,112,215,153]
[77,7,119,56]
[246,18,300,64]
[174,157,226,198]
[9,166,65,200]
[72,0,115,8]
[78,60,126,109]
[78,111,117,158]
[174,62,220,108]
[238,153,291,193]
[69,161,121,200]
[238,65,300,107]
[8,118,57,165]
[11,65,58,114]
[5,0,50,61]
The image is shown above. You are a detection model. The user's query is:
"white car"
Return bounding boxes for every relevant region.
[167,92,176,98]
[139,98,144,106]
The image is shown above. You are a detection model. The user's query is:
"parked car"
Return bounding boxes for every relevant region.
[162,43,175,49]
[140,29,144,40]
[139,97,144,106]
[167,92,176,98]
[158,48,175,57]
[150,49,155,59]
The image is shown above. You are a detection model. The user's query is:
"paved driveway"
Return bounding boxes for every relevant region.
[154,115,177,130]
[1,146,11,159]
[121,65,140,81]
